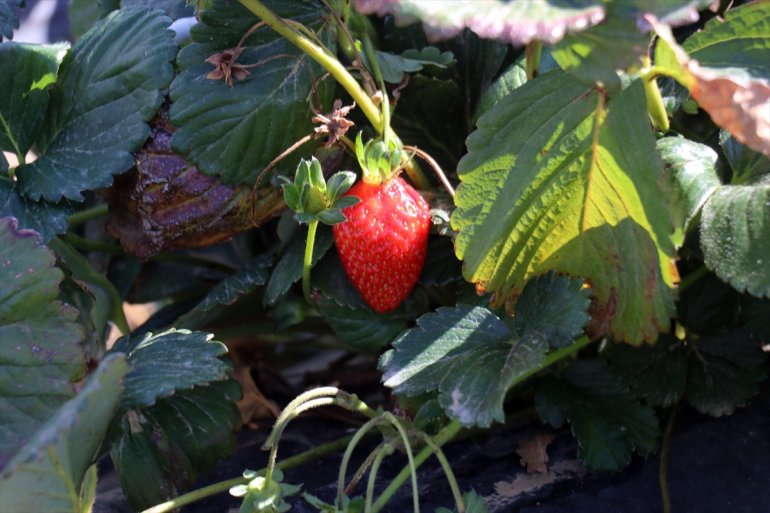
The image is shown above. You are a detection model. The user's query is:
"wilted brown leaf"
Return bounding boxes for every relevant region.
[233,366,280,425]
[516,433,555,473]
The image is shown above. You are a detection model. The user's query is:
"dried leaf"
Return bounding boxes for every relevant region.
[233,367,279,424]
[516,433,554,473]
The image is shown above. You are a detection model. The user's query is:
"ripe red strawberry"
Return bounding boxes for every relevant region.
[333,176,430,313]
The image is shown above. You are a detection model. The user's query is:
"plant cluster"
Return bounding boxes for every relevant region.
[0,0,769,512]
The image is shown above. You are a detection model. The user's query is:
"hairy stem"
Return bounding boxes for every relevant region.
[238,0,382,133]
[416,432,465,513]
[303,219,319,305]
[140,434,358,513]
[370,336,593,512]
[365,445,396,513]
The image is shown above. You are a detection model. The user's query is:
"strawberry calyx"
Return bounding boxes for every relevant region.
[281,157,359,226]
[355,132,405,185]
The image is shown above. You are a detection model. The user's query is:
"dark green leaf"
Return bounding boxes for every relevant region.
[110,328,231,411]
[170,0,333,185]
[0,354,127,512]
[316,209,346,225]
[0,0,24,40]
[686,329,766,417]
[605,335,688,408]
[355,0,604,45]
[111,380,241,510]
[535,360,659,471]
[178,254,272,328]
[16,7,177,202]
[678,272,740,336]
[380,305,548,427]
[657,136,721,245]
[264,225,334,306]
[453,72,676,344]
[0,217,85,470]
[743,297,770,341]
[720,131,770,185]
[391,75,465,172]
[121,0,193,19]
[419,235,463,287]
[474,59,527,124]
[700,183,770,297]
[49,238,126,350]
[513,272,590,349]
[606,329,766,416]
[314,251,410,354]
[0,42,67,157]
[327,171,357,202]
[373,46,453,83]
[68,0,120,40]
[0,178,71,241]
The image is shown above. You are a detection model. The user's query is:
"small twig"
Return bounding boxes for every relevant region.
[403,145,455,197]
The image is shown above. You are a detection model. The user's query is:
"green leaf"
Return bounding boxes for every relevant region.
[452,71,676,345]
[606,330,766,416]
[390,75,465,172]
[16,7,177,202]
[67,0,119,40]
[372,46,453,83]
[720,131,770,185]
[686,329,767,416]
[170,0,332,185]
[535,360,659,471]
[179,254,272,328]
[0,1,24,40]
[604,335,688,408]
[110,380,241,510]
[264,225,334,306]
[0,178,71,241]
[0,42,68,157]
[0,217,86,469]
[314,251,410,354]
[513,272,590,349]
[49,238,127,348]
[743,297,770,341]
[121,0,193,19]
[700,183,770,297]
[380,305,548,427]
[355,0,605,45]
[0,354,127,513]
[109,328,231,411]
[683,2,770,81]
[474,59,527,124]
[656,136,721,245]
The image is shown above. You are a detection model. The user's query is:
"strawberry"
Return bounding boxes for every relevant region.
[333,175,430,313]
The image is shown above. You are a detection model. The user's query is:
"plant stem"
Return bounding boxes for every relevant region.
[641,56,670,132]
[63,232,124,255]
[361,36,390,146]
[525,41,543,81]
[365,445,396,513]
[140,434,358,513]
[238,0,382,134]
[369,336,593,513]
[338,416,387,507]
[68,203,109,228]
[417,433,465,513]
[303,219,319,305]
[659,405,678,513]
[0,111,24,172]
[370,419,463,513]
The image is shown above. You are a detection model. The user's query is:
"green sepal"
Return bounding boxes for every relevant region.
[355,132,403,184]
[282,157,358,226]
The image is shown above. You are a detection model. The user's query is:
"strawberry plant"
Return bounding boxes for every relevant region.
[0,0,769,512]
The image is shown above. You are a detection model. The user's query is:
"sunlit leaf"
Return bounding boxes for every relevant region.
[380,305,548,427]
[452,71,676,344]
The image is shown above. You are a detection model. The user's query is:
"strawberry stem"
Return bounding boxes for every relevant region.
[303,219,319,305]
[361,35,391,147]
